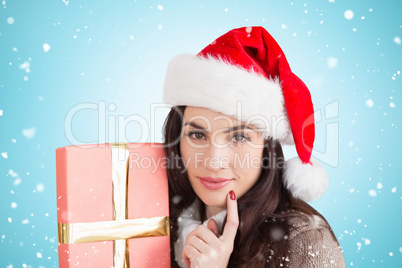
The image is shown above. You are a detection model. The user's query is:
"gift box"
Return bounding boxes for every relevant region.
[56,143,170,267]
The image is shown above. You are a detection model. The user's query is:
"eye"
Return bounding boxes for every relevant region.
[186,131,206,140]
[232,133,250,142]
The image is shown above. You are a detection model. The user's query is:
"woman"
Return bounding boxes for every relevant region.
[162,26,345,267]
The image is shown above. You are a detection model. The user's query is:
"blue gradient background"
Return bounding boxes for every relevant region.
[1,0,401,267]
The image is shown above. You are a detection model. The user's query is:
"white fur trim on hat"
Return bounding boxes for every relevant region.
[163,54,292,142]
[283,157,329,202]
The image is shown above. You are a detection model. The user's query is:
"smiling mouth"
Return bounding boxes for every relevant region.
[198,177,233,190]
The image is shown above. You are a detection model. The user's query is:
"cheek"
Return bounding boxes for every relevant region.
[235,147,263,170]
[236,148,263,184]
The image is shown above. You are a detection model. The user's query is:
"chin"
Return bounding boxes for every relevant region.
[198,191,227,208]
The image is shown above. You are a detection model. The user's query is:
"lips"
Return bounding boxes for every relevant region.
[199,177,233,190]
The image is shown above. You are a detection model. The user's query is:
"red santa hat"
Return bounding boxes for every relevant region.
[163,26,328,202]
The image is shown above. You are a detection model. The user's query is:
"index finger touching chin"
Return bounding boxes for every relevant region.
[221,190,239,242]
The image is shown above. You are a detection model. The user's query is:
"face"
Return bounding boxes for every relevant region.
[180,106,265,210]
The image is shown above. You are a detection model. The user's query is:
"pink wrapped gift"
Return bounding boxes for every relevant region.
[56,143,170,267]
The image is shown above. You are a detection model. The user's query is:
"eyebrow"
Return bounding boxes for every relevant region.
[183,121,256,133]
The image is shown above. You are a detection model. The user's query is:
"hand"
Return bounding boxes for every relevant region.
[182,191,239,268]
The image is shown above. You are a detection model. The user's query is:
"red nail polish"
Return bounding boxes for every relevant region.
[229,190,236,200]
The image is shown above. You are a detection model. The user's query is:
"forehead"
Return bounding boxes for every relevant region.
[183,106,242,128]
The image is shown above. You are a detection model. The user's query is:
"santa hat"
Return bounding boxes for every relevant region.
[163,26,328,202]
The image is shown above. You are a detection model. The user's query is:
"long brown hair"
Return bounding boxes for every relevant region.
[163,105,331,267]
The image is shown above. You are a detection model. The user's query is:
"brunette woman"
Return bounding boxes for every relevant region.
[163,26,345,268]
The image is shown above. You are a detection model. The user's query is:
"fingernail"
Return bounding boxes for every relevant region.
[229,190,236,200]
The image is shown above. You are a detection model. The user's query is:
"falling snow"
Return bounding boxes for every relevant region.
[22,127,36,139]
[19,61,30,72]
[36,183,45,193]
[172,195,182,204]
[344,10,354,20]
[365,99,374,107]
[43,43,51,52]
[7,16,14,24]
[327,57,338,69]
[1,2,400,267]
[8,169,18,178]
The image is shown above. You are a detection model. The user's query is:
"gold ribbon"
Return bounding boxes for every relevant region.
[58,217,170,244]
[58,143,169,267]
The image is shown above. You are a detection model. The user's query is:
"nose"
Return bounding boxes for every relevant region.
[203,144,231,171]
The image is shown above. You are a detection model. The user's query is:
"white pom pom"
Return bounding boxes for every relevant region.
[283,157,329,202]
